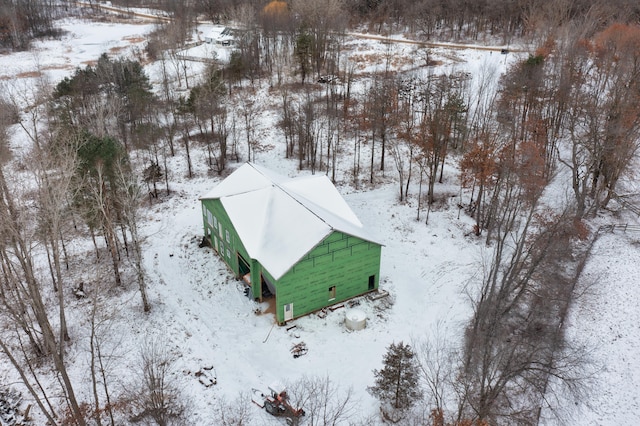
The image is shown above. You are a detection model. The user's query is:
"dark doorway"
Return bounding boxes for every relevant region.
[261,274,276,299]
[368,275,375,290]
[238,253,250,276]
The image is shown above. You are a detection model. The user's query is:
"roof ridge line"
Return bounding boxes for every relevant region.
[274,176,335,231]
[249,161,335,232]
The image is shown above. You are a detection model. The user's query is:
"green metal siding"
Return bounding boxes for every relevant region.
[202,200,241,276]
[202,199,263,299]
[273,231,381,324]
[202,200,382,325]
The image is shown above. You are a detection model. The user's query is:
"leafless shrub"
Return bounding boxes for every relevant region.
[287,375,359,426]
[129,337,185,426]
[0,385,30,426]
[214,392,253,426]
[413,324,455,415]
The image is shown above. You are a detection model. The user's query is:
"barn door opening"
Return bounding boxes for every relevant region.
[284,303,293,322]
[261,274,275,299]
[238,253,250,276]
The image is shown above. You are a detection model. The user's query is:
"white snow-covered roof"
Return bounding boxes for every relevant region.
[200,163,380,279]
[204,25,234,44]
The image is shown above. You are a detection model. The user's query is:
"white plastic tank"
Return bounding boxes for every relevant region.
[345,308,366,331]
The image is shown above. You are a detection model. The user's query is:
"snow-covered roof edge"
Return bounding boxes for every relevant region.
[199,162,383,279]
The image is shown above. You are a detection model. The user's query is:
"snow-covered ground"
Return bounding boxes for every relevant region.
[564,227,640,424]
[1,14,639,426]
[0,19,155,87]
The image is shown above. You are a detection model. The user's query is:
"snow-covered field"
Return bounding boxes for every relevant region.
[0,18,154,86]
[564,227,640,424]
[1,14,639,425]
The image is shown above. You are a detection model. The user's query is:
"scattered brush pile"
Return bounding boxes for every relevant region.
[0,387,29,426]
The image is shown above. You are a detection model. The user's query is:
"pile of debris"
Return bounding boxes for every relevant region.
[290,341,307,358]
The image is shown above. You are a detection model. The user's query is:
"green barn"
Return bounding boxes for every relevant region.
[200,163,382,324]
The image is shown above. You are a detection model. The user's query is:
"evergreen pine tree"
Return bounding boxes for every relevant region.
[368,341,423,411]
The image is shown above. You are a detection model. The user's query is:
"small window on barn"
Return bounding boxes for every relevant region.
[226,248,230,259]
[213,215,218,229]
[219,225,223,239]
[328,286,336,301]
[226,229,230,243]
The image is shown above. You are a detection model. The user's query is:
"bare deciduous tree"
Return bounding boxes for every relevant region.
[235,89,262,162]
[561,24,640,217]
[287,375,358,426]
[130,336,184,426]
[413,325,454,416]
[291,0,347,78]
[75,134,125,286]
[86,284,124,426]
[114,160,150,312]
[214,392,253,426]
[458,201,589,424]
[0,165,87,426]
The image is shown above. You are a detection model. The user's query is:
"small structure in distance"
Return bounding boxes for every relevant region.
[204,25,234,46]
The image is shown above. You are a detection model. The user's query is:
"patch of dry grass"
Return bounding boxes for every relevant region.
[0,70,42,80]
[123,35,146,44]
